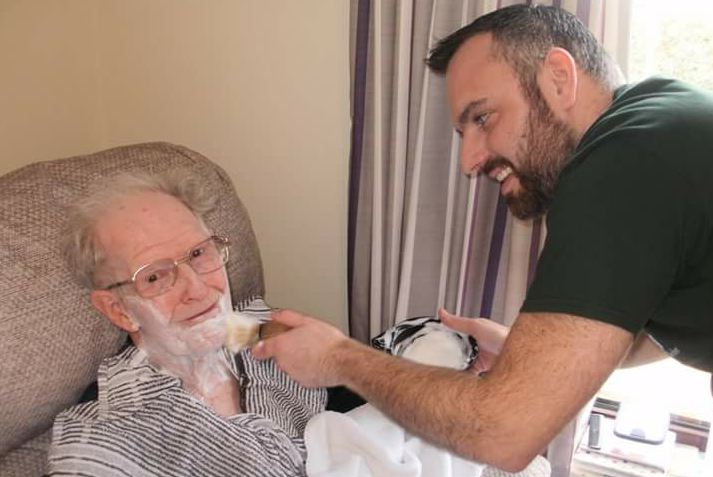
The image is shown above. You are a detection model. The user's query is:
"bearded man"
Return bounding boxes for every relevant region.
[47,171,326,477]
[252,4,713,472]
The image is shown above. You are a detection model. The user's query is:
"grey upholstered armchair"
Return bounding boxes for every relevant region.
[0,142,265,476]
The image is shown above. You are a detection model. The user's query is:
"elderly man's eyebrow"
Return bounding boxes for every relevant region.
[457,99,488,129]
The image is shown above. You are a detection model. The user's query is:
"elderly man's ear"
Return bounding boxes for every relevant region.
[90,290,140,332]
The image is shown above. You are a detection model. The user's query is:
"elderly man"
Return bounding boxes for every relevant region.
[253,3,713,473]
[48,171,326,477]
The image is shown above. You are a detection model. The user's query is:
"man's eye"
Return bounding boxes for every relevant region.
[474,112,490,127]
[190,247,204,258]
[146,274,159,283]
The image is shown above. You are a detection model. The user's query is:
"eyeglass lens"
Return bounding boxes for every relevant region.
[134,238,228,297]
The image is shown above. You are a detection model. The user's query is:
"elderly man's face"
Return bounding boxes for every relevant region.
[92,192,231,358]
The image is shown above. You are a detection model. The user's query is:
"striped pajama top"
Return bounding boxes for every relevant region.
[47,345,327,477]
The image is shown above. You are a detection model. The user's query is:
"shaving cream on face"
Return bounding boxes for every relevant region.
[121,287,236,399]
[124,291,232,358]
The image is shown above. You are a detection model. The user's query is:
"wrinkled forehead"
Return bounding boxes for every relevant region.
[95,192,209,269]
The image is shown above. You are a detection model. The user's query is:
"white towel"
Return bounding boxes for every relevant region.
[305,403,486,477]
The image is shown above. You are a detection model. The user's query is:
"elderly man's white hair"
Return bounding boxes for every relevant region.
[63,170,216,289]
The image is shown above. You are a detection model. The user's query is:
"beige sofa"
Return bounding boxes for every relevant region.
[0,142,264,476]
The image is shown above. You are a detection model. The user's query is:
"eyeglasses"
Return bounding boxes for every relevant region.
[105,235,230,298]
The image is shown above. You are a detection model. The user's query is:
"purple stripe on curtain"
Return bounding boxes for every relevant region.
[479,193,509,318]
[460,179,483,313]
[552,0,563,8]
[526,217,542,288]
[577,0,591,25]
[347,0,372,337]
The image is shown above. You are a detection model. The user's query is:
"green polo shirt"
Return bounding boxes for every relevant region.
[521,77,713,372]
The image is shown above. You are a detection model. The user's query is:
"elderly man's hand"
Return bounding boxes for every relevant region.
[251,309,349,388]
[438,309,508,373]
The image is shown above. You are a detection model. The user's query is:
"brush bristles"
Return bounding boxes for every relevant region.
[224,311,292,353]
[224,312,261,353]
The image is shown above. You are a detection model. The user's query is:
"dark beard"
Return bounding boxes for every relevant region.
[505,90,578,220]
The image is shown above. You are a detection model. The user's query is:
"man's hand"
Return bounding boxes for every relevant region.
[438,309,509,373]
[251,309,349,388]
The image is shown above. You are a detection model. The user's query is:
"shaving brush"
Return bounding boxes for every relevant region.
[224,311,291,353]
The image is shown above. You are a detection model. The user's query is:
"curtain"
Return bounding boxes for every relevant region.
[348,0,632,475]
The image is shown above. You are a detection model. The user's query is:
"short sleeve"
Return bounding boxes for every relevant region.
[522,138,696,333]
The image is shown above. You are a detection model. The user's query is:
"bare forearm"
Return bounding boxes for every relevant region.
[331,339,540,471]
[254,309,632,472]
[331,313,632,472]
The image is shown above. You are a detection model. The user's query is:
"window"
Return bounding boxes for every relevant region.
[598,358,712,423]
[572,2,713,476]
[593,0,713,463]
[628,0,713,91]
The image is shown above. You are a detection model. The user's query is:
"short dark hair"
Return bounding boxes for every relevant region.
[426,4,622,96]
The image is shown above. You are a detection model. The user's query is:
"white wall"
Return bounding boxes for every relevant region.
[0,0,350,331]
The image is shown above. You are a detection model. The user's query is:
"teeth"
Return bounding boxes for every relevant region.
[495,166,513,183]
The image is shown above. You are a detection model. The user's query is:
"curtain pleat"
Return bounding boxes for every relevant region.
[347,0,371,341]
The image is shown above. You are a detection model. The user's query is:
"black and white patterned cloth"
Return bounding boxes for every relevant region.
[48,320,326,476]
[372,316,478,370]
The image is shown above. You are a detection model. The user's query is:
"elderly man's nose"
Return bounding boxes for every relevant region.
[176,263,208,299]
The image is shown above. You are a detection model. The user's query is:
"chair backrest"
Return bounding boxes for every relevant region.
[0,142,264,475]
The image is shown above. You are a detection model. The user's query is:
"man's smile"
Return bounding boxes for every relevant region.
[494,166,513,183]
[485,164,518,196]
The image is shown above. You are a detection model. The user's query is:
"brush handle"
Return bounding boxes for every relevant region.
[259,321,291,340]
